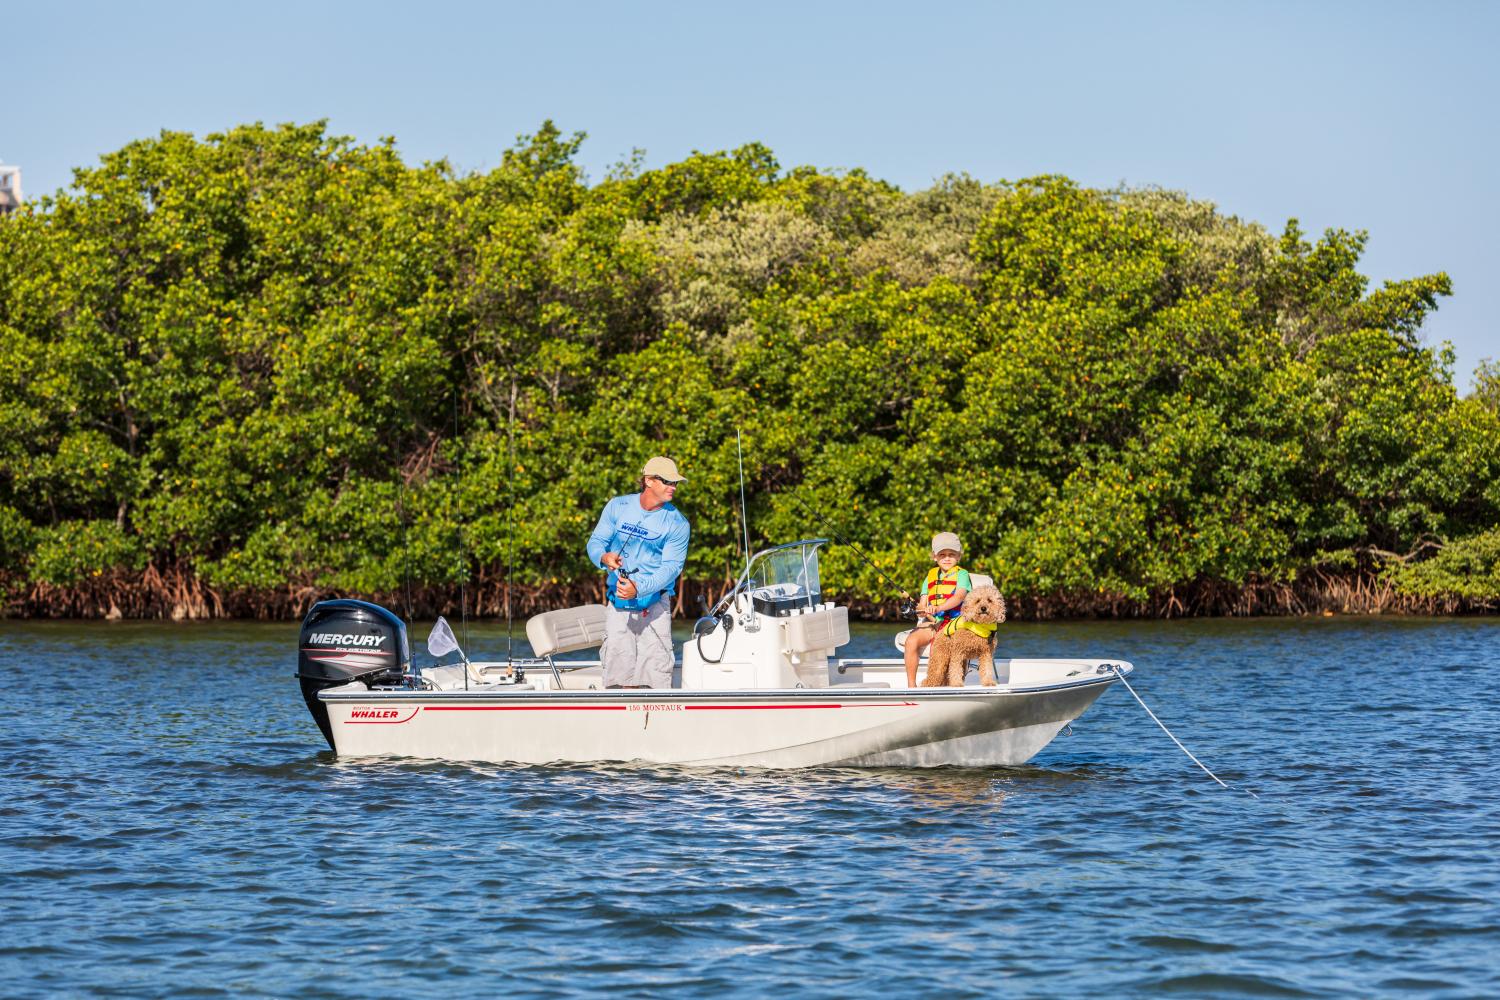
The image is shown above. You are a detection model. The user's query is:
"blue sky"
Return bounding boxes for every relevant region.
[8,0,1496,387]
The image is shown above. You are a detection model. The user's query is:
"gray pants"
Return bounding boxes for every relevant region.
[601,598,674,688]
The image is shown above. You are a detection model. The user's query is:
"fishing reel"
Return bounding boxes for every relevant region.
[609,561,635,598]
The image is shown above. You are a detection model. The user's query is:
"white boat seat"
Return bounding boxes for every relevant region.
[526,604,609,658]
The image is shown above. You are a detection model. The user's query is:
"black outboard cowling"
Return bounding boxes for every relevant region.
[297,599,411,750]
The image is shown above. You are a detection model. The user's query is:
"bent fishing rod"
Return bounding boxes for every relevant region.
[781,488,918,618]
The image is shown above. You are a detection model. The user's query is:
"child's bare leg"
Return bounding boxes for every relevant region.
[904,628,934,686]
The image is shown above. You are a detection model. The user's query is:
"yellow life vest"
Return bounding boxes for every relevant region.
[942,617,997,639]
[923,566,967,622]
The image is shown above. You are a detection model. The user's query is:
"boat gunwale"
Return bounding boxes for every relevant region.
[317,665,1131,703]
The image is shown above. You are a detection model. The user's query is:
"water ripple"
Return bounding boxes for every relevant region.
[1,616,1498,997]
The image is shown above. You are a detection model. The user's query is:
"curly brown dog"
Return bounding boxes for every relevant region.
[920,585,1007,687]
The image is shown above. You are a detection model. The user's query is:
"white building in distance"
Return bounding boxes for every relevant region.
[0,160,23,215]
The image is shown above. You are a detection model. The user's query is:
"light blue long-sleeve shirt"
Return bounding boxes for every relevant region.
[586,494,691,610]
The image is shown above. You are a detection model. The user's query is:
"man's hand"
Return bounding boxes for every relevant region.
[615,576,638,600]
[601,552,623,570]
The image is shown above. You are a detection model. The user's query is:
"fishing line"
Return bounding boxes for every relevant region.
[393,366,414,628]
[737,429,752,579]
[505,384,516,669]
[394,369,415,693]
[454,393,470,684]
[399,474,413,625]
[1111,666,1258,799]
[781,488,914,610]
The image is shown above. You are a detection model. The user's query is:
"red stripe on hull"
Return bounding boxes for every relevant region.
[684,704,843,710]
[341,701,918,720]
[683,702,916,710]
[422,705,628,712]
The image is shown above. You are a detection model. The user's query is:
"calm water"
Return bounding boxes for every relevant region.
[2,616,1498,998]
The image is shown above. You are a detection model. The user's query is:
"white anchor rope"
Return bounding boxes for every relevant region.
[1111,666,1259,800]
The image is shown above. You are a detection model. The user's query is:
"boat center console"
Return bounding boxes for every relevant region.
[681,540,851,690]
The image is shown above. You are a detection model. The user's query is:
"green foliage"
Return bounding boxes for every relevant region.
[30,520,145,585]
[0,121,1494,614]
[0,505,36,571]
[1384,528,1500,603]
[1472,359,1500,412]
[625,143,780,221]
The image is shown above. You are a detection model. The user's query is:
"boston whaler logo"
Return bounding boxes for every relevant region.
[308,633,388,648]
[345,706,419,724]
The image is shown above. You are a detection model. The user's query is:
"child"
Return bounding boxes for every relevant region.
[904,531,972,686]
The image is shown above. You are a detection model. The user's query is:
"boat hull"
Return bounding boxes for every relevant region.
[320,671,1121,768]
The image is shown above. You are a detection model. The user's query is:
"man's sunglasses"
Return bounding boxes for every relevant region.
[648,475,683,486]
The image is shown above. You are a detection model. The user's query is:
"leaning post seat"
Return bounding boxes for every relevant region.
[525,605,609,688]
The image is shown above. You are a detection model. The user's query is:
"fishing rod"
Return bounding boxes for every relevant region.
[504,383,516,674]
[692,433,753,658]
[603,541,639,602]
[455,392,470,690]
[737,429,751,582]
[781,488,917,618]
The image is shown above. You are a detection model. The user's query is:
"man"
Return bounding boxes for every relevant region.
[586,456,691,688]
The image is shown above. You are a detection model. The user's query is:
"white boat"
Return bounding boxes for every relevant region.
[296,540,1131,767]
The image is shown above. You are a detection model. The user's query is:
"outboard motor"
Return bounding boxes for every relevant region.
[297,599,411,750]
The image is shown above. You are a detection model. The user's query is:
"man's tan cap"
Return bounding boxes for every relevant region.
[931,531,962,555]
[643,456,686,483]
